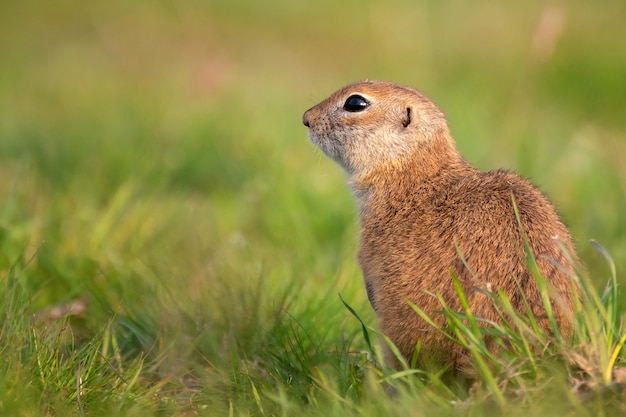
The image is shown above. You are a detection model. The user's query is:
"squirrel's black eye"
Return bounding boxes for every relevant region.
[343,95,368,112]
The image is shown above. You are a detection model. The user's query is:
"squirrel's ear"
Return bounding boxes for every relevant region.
[401,106,413,128]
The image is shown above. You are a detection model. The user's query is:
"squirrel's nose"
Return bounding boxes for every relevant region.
[302,111,310,127]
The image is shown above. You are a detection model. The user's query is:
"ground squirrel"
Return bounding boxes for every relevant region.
[303,80,579,372]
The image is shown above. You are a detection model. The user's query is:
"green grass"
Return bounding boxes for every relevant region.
[1,0,625,415]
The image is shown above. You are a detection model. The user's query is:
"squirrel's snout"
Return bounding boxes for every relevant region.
[302,111,311,127]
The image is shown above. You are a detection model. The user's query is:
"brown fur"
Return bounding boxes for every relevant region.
[303,81,580,372]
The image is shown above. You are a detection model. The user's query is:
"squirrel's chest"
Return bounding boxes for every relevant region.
[356,198,458,287]
[358,195,455,251]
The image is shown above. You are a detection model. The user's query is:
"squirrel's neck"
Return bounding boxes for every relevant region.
[349,134,471,210]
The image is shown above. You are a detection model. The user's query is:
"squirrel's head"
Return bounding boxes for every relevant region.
[303,80,453,179]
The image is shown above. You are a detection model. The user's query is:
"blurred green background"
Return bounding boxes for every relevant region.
[0,0,625,414]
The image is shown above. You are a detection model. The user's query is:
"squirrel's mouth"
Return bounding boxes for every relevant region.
[308,132,349,171]
[306,130,318,145]
[307,131,326,153]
